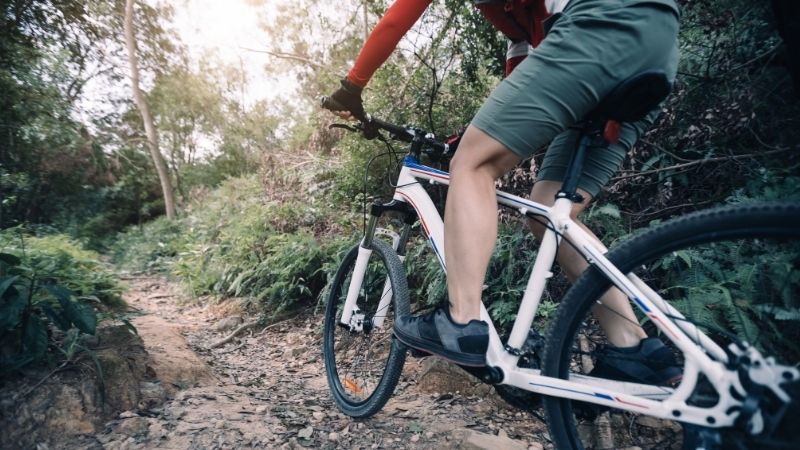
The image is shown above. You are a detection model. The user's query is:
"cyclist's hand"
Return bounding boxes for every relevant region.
[325,78,365,120]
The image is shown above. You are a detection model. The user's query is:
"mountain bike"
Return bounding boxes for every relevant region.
[320,71,800,449]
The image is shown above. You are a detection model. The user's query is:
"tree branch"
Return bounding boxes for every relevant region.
[239,47,324,69]
[612,148,795,181]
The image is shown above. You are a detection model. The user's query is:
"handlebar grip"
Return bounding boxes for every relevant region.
[320,96,345,112]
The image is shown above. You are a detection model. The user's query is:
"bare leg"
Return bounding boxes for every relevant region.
[529,180,646,347]
[445,126,521,324]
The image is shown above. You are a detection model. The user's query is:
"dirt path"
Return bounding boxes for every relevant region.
[95,276,550,449]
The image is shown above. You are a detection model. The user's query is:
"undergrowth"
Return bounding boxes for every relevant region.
[113,174,355,316]
[0,230,125,375]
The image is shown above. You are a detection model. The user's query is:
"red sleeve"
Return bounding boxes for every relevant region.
[347,0,432,88]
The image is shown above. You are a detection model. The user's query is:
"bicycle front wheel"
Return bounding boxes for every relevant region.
[323,239,409,418]
[543,203,800,450]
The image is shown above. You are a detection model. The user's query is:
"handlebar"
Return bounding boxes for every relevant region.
[320,96,449,158]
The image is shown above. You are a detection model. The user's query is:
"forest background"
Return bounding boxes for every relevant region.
[1,0,799,374]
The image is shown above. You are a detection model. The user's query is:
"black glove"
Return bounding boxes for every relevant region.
[328,78,365,119]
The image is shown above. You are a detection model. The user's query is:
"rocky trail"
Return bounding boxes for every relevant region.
[7,275,552,449]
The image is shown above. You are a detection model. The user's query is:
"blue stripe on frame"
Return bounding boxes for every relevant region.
[632,297,651,313]
[529,382,615,402]
[430,237,446,269]
[403,156,449,176]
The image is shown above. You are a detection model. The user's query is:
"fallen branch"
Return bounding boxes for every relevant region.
[13,360,70,403]
[208,320,260,349]
[612,147,794,181]
[255,317,295,336]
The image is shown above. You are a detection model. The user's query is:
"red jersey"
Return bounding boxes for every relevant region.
[347,0,555,87]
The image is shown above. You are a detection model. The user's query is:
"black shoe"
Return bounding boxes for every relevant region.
[575,337,682,420]
[591,337,683,386]
[393,306,488,367]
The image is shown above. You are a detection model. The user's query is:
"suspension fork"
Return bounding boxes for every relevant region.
[339,200,416,330]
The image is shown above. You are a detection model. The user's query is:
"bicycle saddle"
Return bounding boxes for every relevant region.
[592,70,672,123]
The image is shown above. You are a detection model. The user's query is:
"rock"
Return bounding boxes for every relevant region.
[214,419,226,429]
[410,434,420,443]
[115,417,149,437]
[137,381,167,409]
[312,411,325,421]
[119,411,138,419]
[255,405,268,414]
[0,324,159,449]
[297,426,313,439]
[212,315,243,332]
[528,443,545,450]
[328,432,339,442]
[458,429,528,450]
[416,359,486,395]
[168,406,186,418]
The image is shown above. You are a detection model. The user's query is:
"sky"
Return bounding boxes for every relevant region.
[172,0,291,105]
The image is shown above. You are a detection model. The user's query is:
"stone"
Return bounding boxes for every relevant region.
[312,412,325,421]
[255,405,268,414]
[297,426,313,439]
[416,359,483,395]
[214,419,226,429]
[458,429,528,450]
[328,432,339,442]
[137,381,167,410]
[410,434,420,443]
[115,417,149,437]
[212,315,243,332]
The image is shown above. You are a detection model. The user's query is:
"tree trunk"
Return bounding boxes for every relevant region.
[123,0,176,220]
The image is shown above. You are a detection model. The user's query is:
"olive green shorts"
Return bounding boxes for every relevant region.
[471,0,680,197]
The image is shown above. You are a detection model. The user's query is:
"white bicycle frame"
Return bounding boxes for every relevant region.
[338,153,797,430]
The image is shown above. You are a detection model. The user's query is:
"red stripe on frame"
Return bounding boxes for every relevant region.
[614,396,649,409]
[650,316,680,341]
[397,192,431,236]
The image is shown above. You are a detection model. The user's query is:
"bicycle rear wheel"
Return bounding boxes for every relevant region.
[543,203,800,450]
[323,239,409,418]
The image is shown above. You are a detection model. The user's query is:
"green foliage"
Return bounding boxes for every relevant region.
[405,223,563,332]
[0,231,124,308]
[114,174,355,315]
[650,238,800,360]
[0,231,125,375]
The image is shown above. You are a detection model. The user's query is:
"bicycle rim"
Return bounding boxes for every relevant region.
[543,203,800,450]
[323,239,409,418]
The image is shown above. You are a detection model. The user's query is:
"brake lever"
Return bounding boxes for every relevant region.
[329,123,361,133]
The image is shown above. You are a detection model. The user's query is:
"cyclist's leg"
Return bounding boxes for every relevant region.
[529,181,646,347]
[445,126,521,324]
[529,113,660,348]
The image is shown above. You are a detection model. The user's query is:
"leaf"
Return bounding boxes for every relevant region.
[0,275,20,298]
[47,285,97,335]
[641,154,663,171]
[0,292,27,330]
[121,318,139,335]
[0,354,34,375]
[594,204,621,219]
[23,315,48,358]
[0,253,21,266]
[41,302,71,331]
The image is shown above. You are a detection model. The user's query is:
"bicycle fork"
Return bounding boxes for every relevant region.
[339,201,415,331]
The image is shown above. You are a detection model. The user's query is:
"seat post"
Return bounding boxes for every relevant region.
[556,121,604,203]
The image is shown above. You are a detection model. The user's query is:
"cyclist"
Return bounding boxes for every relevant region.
[326,0,682,385]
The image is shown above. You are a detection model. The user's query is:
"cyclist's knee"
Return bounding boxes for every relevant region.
[450,127,520,180]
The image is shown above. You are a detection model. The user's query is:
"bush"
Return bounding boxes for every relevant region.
[114,174,357,316]
[0,230,125,374]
